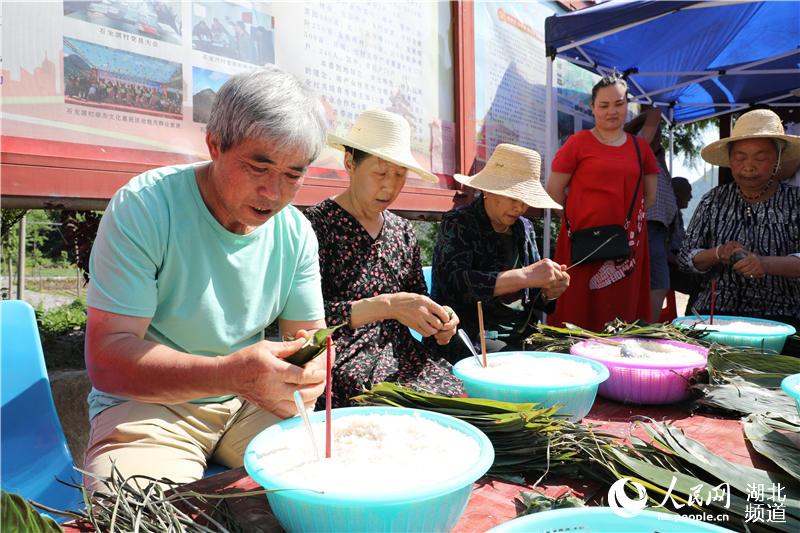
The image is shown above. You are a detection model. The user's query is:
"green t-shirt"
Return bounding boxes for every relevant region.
[86,164,324,419]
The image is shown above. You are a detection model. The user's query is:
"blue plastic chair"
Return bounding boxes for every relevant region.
[1,300,84,522]
[410,266,434,342]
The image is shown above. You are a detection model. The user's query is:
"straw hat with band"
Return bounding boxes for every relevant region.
[701,109,800,167]
[454,143,562,210]
[328,108,438,183]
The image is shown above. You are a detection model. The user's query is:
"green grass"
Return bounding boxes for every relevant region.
[35,297,87,340]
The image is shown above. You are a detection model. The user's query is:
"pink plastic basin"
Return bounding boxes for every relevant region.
[569,338,708,405]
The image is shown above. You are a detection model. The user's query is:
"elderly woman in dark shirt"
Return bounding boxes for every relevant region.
[431,144,570,361]
[679,109,800,353]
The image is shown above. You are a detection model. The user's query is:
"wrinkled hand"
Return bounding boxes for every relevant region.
[541,267,570,300]
[433,306,459,345]
[388,292,451,338]
[233,337,328,418]
[717,241,746,265]
[733,253,767,279]
[522,259,569,291]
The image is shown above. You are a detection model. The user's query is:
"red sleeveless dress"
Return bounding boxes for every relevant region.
[548,130,658,332]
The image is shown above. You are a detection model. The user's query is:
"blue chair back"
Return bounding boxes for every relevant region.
[1,300,83,522]
[410,267,434,342]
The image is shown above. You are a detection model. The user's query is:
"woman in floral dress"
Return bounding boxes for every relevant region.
[304,109,464,407]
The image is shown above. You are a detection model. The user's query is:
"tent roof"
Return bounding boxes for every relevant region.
[545,0,800,124]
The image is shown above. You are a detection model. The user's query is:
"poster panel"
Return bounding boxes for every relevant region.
[1,1,455,201]
[472,2,597,170]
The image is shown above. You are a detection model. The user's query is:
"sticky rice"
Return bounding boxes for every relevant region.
[251,414,480,493]
[682,318,788,334]
[458,354,598,385]
[581,340,702,363]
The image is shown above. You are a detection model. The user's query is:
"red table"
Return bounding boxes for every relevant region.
[63,397,775,532]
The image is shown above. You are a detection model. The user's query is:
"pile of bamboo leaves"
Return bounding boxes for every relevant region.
[25,464,279,533]
[355,383,800,532]
[353,382,615,477]
[523,320,800,419]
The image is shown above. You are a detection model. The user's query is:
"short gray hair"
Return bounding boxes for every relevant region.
[206,65,327,161]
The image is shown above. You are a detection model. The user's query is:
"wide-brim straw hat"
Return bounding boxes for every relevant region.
[328,108,438,183]
[701,109,800,167]
[454,144,562,210]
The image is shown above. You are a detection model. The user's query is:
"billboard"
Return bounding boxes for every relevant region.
[2,1,456,205]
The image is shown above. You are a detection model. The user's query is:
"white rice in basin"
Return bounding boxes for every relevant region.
[581,340,702,363]
[682,318,788,334]
[461,354,598,385]
[251,414,480,493]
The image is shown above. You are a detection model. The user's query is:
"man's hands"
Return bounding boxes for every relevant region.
[231,334,331,419]
[386,293,459,344]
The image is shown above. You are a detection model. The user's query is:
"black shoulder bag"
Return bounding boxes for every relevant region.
[564,134,643,265]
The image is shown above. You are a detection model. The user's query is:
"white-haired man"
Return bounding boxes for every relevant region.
[84,66,330,488]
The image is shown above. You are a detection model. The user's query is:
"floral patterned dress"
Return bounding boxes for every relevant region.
[304,199,464,407]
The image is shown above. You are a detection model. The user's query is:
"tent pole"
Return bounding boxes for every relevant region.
[668,108,675,175]
[543,55,556,325]
[543,55,554,261]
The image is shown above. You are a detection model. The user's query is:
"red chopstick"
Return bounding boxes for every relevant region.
[325,335,333,459]
[710,278,717,325]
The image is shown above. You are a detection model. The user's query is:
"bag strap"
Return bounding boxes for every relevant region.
[564,133,643,236]
[625,134,644,230]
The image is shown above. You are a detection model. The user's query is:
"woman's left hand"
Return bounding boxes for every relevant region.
[433,306,459,345]
[733,253,767,279]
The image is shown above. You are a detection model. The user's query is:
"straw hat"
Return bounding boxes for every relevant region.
[328,108,438,183]
[701,109,800,167]
[454,144,562,209]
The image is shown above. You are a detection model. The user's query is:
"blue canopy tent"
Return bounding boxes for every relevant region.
[545,0,799,125]
[539,0,799,257]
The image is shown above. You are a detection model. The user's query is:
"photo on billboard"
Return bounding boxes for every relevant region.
[64,37,183,120]
[63,1,182,45]
[557,110,575,147]
[192,2,275,65]
[192,67,231,123]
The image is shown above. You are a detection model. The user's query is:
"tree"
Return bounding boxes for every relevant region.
[662,118,717,166]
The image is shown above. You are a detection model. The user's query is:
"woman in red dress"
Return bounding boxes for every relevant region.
[546,75,658,331]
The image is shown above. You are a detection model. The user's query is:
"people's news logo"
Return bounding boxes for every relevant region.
[607,477,786,525]
[608,478,648,518]
[608,477,730,521]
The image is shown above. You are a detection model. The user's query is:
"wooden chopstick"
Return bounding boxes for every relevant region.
[477,301,487,368]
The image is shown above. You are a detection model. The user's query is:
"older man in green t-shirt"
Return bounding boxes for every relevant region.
[84,66,330,489]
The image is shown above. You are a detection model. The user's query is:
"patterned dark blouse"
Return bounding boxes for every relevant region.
[304,199,464,407]
[678,182,800,322]
[430,196,553,350]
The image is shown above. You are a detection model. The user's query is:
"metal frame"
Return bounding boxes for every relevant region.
[551,2,799,127]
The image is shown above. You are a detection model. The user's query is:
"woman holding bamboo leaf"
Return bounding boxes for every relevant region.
[430,143,569,360]
[679,109,800,354]
[305,109,464,407]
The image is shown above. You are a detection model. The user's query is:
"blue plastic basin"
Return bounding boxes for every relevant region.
[452,351,609,421]
[488,507,733,532]
[243,406,494,532]
[672,315,795,354]
[781,373,800,415]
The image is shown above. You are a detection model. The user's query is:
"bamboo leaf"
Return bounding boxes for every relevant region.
[654,423,800,519]
[284,324,344,366]
[1,491,62,533]
[743,414,800,482]
[691,379,798,418]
